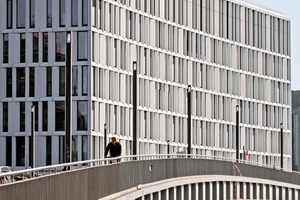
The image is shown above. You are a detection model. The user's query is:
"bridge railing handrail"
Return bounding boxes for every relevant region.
[1,154,299,185]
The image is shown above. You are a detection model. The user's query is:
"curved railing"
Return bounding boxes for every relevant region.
[0,154,299,185]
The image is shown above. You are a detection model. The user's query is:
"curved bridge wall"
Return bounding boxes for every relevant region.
[1,159,300,200]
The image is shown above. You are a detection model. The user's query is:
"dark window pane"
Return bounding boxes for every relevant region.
[7,0,13,29]
[3,102,8,132]
[20,102,25,131]
[77,101,88,130]
[55,101,65,131]
[6,137,12,166]
[55,32,66,61]
[77,32,88,60]
[72,136,78,161]
[47,0,52,27]
[33,33,39,62]
[42,102,48,131]
[29,67,35,97]
[3,34,9,63]
[29,136,32,166]
[43,33,48,62]
[82,0,88,26]
[16,68,26,97]
[82,135,88,160]
[6,68,12,97]
[46,136,52,165]
[20,33,26,63]
[46,67,52,96]
[59,66,65,96]
[72,66,78,95]
[71,0,78,26]
[33,102,38,131]
[16,136,25,166]
[82,66,88,95]
[59,136,65,163]
[30,0,35,28]
[60,0,66,27]
[17,0,26,28]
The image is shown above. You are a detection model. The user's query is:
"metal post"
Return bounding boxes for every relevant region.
[104,123,107,156]
[30,106,35,169]
[187,85,192,155]
[65,31,72,166]
[280,123,283,169]
[133,62,137,156]
[236,105,239,162]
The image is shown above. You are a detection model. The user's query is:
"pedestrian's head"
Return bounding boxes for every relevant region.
[111,137,116,144]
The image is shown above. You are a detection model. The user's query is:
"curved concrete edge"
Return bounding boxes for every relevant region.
[100,175,300,200]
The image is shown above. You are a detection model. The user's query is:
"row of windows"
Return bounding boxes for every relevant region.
[6,0,88,29]
[3,135,89,167]
[144,182,297,199]
[2,32,88,64]
[1,101,88,132]
[91,101,290,155]
[96,34,290,89]
[4,66,88,98]
[93,30,291,80]
[97,0,291,56]
[93,58,290,108]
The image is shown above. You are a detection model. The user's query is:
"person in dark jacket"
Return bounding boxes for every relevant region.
[105,137,122,161]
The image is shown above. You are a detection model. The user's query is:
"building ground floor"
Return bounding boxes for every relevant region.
[0,133,291,171]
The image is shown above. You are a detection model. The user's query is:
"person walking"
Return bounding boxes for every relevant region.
[105,137,122,162]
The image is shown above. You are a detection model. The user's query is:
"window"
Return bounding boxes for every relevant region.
[3,102,8,132]
[3,34,9,63]
[32,102,38,131]
[55,101,65,131]
[30,0,35,28]
[72,66,78,95]
[16,68,25,97]
[42,102,48,131]
[6,68,12,97]
[33,33,39,62]
[17,0,26,28]
[47,0,52,27]
[6,137,12,166]
[82,135,88,160]
[55,32,66,61]
[72,136,78,161]
[16,136,25,166]
[29,67,35,97]
[46,136,52,165]
[59,0,66,27]
[71,0,78,26]
[82,0,88,26]
[46,67,52,96]
[92,0,96,27]
[77,32,88,60]
[82,66,88,95]
[59,136,65,163]
[77,101,88,130]
[20,33,26,63]
[59,66,65,96]
[43,33,48,62]
[7,0,13,29]
[20,102,25,131]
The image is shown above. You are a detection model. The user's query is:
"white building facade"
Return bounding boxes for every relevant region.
[0,0,292,170]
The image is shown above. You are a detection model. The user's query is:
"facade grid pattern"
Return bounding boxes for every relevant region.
[0,0,292,170]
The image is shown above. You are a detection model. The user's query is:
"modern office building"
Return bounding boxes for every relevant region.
[0,0,292,170]
[292,90,300,171]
